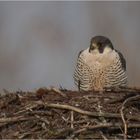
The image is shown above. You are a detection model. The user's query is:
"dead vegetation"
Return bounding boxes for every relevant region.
[0,87,140,139]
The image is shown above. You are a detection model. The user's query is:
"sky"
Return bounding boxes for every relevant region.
[0,1,140,92]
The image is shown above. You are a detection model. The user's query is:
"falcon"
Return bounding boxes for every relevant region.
[74,36,127,91]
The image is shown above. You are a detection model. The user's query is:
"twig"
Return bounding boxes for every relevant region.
[0,116,35,123]
[61,116,69,122]
[105,86,140,93]
[99,131,108,140]
[36,101,120,118]
[120,106,127,140]
[96,98,107,123]
[50,86,67,97]
[74,123,140,135]
[18,132,32,139]
[34,101,140,121]
[13,104,39,115]
[73,123,113,135]
[34,114,50,125]
[120,95,140,140]
[71,111,74,129]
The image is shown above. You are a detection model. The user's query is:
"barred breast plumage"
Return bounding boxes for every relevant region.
[74,36,127,91]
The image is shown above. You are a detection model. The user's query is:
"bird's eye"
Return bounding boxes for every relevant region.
[89,43,97,52]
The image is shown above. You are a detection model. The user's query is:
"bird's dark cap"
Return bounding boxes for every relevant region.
[90,35,114,49]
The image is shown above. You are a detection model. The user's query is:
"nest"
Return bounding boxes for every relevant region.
[0,87,140,139]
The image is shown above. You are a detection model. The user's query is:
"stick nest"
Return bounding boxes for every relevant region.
[0,87,140,139]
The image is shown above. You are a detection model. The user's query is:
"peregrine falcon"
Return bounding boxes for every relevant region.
[74,36,127,91]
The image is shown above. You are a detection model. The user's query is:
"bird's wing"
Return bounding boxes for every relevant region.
[74,50,93,91]
[115,49,126,71]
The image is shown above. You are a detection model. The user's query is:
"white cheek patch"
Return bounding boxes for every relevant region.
[92,49,99,54]
[103,46,112,54]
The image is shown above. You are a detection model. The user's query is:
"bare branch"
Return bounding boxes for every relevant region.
[34,101,140,121]
[120,95,140,140]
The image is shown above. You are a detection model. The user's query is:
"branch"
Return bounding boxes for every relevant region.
[34,101,140,121]
[120,95,140,140]
[74,123,140,135]
[0,116,35,123]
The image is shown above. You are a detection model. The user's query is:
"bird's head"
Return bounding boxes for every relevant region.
[89,36,114,54]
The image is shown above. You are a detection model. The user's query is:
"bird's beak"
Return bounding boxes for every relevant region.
[98,48,104,53]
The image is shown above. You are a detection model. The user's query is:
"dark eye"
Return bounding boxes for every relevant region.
[97,42,101,47]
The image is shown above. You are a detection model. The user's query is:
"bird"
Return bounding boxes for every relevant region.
[74,35,127,91]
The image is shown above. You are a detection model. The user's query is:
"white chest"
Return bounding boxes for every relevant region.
[81,48,118,70]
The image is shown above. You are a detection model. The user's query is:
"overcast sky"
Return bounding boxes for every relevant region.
[0,1,140,92]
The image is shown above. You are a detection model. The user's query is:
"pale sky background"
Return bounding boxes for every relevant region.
[0,1,139,92]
